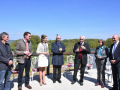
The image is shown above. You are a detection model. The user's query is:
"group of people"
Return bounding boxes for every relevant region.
[0,32,120,90]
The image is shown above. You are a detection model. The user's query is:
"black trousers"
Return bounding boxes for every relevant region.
[95,59,106,84]
[53,65,61,81]
[18,59,31,87]
[73,60,86,82]
[112,65,120,90]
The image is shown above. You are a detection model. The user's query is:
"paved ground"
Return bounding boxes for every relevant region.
[11,69,113,90]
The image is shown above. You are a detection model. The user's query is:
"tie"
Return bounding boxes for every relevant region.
[26,41,29,51]
[79,43,82,60]
[112,44,116,59]
[25,41,29,59]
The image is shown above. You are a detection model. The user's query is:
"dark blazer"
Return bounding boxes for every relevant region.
[73,42,90,65]
[109,41,120,66]
[0,41,13,70]
[51,41,65,65]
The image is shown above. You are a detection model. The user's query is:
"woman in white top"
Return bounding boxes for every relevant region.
[36,35,49,86]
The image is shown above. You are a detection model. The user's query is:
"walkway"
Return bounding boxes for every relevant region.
[11,69,112,90]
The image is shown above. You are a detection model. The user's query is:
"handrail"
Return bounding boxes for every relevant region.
[13,51,95,56]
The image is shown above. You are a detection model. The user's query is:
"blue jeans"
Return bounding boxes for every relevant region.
[0,69,11,90]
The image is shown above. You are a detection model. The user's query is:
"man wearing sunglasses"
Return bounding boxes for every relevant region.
[71,36,90,86]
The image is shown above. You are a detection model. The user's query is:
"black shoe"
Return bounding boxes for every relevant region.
[80,82,83,86]
[109,87,118,90]
[71,81,76,84]
[57,80,62,83]
[53,80,56,83]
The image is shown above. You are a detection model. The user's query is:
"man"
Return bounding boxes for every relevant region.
[14,32,33,90]
[109,34,120,90]
[71,36,90,86]
[0,32,13,90]
[51,35,65,83]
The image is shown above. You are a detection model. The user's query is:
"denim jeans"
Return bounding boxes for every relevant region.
[0,69,11,90]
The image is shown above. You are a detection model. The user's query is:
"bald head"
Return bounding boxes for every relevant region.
[112,34,119,43]
[80,36,85,40]
[56,35,61,42]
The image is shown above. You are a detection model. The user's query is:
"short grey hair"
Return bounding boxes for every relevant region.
[80,36,85,40]
[0,32,9,40]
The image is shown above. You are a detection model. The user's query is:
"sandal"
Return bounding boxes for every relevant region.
[43,82,46,85]
[40,83,42,86]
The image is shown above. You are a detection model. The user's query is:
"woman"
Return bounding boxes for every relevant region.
[36,35,49,86]
[95,39,109,88]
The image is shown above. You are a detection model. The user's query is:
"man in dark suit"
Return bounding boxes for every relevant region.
[51,35,65,83]
[71,36,90,86]
[14,32,33,90]
[109,34,120,90]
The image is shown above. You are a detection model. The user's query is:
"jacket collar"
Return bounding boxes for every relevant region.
[55,41,61,44]
[23,39,30,44]
[0,41,9,45]
[0,41,9,51]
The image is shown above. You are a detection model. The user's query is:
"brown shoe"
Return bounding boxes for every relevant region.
[25,84,32,89]
[18,86,22,90]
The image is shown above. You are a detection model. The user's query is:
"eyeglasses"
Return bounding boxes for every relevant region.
[80,39,83,40]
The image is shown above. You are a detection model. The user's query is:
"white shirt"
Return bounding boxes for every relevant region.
[112,41,119,59]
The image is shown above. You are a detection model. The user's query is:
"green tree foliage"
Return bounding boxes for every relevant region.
[105,38,113,48]
[10,40,18,51]
[47,40,55,53]
[30,35,41,45]
[85,39,99,49]
[11,35,119,53]
[62,39,79,53]
[30,35,41,53]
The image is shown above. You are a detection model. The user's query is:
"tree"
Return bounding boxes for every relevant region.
[30,35,41,45]
[105,38,113,48]
[10,40,18,51]
[30,35,41,53]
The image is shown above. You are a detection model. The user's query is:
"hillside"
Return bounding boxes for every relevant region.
[10,35,116,53]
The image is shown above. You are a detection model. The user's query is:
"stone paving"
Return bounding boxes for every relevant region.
[11,69,113,90]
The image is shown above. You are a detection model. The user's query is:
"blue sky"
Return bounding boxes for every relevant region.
[0,0,120,40]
